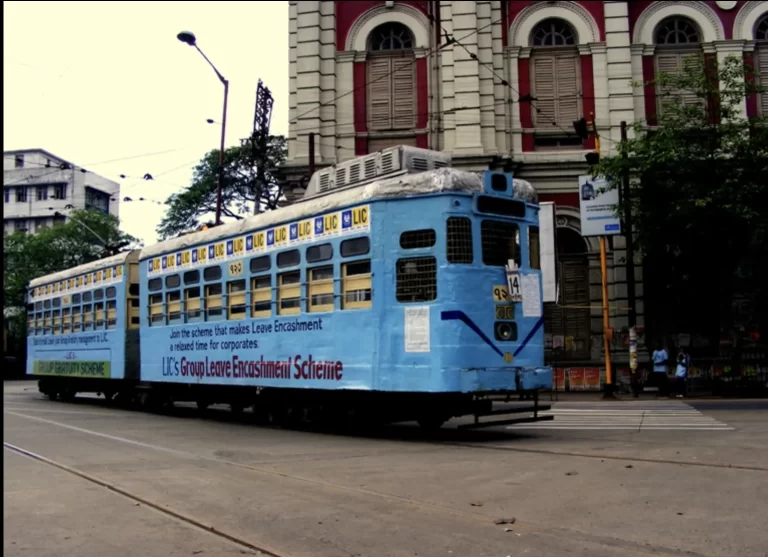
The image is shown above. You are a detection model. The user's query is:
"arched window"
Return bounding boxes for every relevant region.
[529,19,582,149]
[366,22,416,143]
[653,17,703,120]
[756,14,768,115]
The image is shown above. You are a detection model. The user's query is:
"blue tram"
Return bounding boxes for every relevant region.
[26,146,553,429]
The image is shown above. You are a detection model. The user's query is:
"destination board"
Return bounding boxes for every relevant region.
[29,265,124,303]
[146,204,371,277]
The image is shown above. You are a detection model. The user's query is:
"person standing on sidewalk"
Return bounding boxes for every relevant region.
[674,347,691,398]
[651,342,669,397]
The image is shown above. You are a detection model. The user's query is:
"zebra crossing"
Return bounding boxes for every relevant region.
[507,402,734,431]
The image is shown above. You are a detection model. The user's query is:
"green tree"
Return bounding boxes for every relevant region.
[156,135,287,240]
[592,55,768,346]
[3,209,140,356]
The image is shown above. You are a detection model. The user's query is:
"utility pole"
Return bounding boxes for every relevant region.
[620,121,637,329]
[308,132,316,178]
[250,79,274,214]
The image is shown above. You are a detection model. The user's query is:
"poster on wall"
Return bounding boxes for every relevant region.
[578,175,621,237]
[539,202,557,303]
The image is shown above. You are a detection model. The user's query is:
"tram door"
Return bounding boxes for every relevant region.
[544,228,590,359]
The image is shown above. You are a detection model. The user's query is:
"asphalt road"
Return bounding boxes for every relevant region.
[4,381,768,557]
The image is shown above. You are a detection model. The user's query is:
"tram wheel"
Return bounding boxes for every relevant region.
[47,392,59,401]
[59,388,76,403]
[230,402,245,415]
[417,416,446,431]
[196,400,210,411]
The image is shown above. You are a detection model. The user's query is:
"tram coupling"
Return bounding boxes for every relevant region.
[457,392,553,430]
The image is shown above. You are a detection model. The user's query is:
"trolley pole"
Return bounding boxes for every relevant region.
[308,132,316,178]
[600,236,615,398]
[620,121,637,329]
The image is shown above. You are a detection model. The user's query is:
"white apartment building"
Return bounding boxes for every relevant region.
[281,0,768,368]
[3,149,120,235]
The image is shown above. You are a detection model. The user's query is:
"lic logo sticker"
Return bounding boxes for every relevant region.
[314,217,324,235]
[266,230,275,246]
[342,210,352,230]
[289,223,299,241]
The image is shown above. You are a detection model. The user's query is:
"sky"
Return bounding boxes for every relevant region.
[3,1,289,245]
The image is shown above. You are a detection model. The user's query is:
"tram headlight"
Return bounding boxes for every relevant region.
[494,321,517,342]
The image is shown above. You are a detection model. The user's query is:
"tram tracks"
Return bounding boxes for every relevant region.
[3,406,735,557]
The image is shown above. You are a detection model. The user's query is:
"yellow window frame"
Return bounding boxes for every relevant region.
[251,276,272,318]
[72,307,82,331]
[62,308,71,334]
[166,291,181,321]
[206,284,223,316]
[94,302,105,327]
[342,260,372,310]
[308,266,335,313]
[83,305,93,328]
[52,311,61,335]
[149,294,164,324]
[278,271,301,316]
[185,287,201,319]
[43,312,51,334]
[106,301,117,329]
[228,280,247,320]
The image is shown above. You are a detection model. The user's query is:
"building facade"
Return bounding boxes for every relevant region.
[3,149,121,235]
[281,1,768,369]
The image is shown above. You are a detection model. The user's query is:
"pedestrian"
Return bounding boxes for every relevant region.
[673,347,691,398]
[650,341,669,397]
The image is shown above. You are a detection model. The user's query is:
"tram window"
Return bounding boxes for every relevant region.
[228,280,247,320]
[83,291,92,303]
[72,307,82,332]
[251,276,271,318]
[477,196,526,218]
[166,291,182,321]
[308,266,334,312]
[341,237,370,258]
[277,249,300,269]
[52,297,62,308]
[35,313,43,335]
[62,308,72,334]
[52,310,61,335]
[149,294,164,324]
[278,271,301,315]
[529,226,541,270]
[446,217,473,264]
[43,311,52,334]
[342,261,372,310]
[250,255,271,274]
[166,274,181,289]
[106,301,117,328]
[481,221,520,267]
[106,286,117,299]
[396,257,437,303]
[94,302,105,327]
[94,289,104,302]
[185,287,201,319]
[306,244,333,264]
[26,310,34,332]
[43,299,51,310]
[205,284,223,317]
[129,284,140,297]
[148,278,163,292]
[183,270,199,285]
[400,230,436,250]
[203,266,222,282]
[72,293,82,304]
[83,304,93,329]
[35,301,43,311]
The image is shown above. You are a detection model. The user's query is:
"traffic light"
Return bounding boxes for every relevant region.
[574,116,600,166]
[573,118,589,140]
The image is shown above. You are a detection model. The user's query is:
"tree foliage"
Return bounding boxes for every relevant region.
[3,209,140,310]
[592,55,768,340]
[156,135,287,240]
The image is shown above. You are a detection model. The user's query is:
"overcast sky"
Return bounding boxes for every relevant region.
[4,1,289,245]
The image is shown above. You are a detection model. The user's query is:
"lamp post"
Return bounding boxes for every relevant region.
[177,31,229,226]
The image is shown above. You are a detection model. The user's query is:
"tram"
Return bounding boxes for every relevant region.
[25,146,553,430]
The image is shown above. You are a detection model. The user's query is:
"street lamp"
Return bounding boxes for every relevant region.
[177,30,229,226]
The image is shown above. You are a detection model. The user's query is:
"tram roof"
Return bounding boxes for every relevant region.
[29,250,141,288]
[139,168,491,260]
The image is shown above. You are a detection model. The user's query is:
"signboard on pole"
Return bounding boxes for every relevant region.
[504,260,522,302]
[538,202,557,303]
[578,175,621,237]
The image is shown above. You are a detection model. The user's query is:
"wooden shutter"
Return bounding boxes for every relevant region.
[392,58,415,129]
[368,136,417,152]
[555,54,580,124]
[656,52,703,120]
[367,55,416,131]
[757,46,768,115]
[531,53,580,128]
[368,57,392,131]
[543,258,591,358]
[531,55,556,127]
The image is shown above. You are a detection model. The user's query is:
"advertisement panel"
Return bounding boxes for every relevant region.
[578,175,621,237]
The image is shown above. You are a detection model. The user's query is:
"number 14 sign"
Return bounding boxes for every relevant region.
[505,260,523,302]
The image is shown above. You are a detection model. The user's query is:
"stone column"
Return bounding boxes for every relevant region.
[505,46,523,154]
[603,1,634,144]
[714,40,748,120]
[292,1,324,164]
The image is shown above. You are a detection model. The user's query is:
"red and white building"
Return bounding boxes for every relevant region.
[281,1,768,365]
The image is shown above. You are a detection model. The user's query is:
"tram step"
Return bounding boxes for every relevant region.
[480,404,551,416]
[457,414,554,430]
